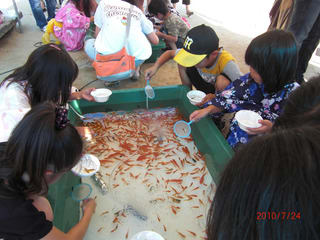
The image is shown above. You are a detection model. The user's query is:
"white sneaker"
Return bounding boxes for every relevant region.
[41,25,47,32]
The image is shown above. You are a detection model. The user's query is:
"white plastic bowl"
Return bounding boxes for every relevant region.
[235,110,263,132]
[91,88,112,102]
[130,231,164,240]
[71,154,100,177]
[187,90,206,105]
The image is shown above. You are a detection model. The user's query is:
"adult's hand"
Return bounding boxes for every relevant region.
[246,120,273,135]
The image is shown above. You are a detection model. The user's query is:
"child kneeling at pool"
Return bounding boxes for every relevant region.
[0,102,96,239]
[190,30,299,148]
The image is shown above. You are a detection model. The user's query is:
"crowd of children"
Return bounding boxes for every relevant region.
[1,0,320,239]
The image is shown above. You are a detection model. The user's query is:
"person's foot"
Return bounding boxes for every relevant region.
[104,80,120,87]
[131,67,141,81]
[41,25,47,32]
[187,11,194,17]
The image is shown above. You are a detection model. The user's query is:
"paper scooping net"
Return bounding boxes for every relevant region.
[173,120,192,138]
[71,183,92,201]
[145,80,155,99]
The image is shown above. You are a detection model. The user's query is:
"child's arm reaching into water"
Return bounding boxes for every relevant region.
[189,105,222,122]
[145,50,176,81]
[42,198,96,240]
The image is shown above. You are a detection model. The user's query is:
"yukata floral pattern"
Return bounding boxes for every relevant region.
[203,73,299,148]
[54,2,90,51]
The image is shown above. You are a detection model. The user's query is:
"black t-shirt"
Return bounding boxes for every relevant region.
[0,197,53,240]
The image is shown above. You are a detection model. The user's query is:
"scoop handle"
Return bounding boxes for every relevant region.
[69,104,85,119]
[188,120,193,125]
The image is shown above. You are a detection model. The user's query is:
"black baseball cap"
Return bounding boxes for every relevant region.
[174,24,219,67]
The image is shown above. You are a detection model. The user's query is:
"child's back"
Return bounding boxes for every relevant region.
[164,13,189,42]
[148,0,189,49]
[54,1,91,51]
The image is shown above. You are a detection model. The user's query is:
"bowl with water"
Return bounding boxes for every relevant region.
[187,90,206,105]
[91,88,112,102]
[71,154,100,177]
[130,231,164,240]
[235,110,262,132]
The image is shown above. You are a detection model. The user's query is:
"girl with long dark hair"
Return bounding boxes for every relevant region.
[0,43,94,143]
[0,102,96,239]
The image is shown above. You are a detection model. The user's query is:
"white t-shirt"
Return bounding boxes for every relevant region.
[94,0,154,60]
[0,81,31,143]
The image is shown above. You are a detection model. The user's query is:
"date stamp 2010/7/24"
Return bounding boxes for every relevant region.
[257,211,301,221]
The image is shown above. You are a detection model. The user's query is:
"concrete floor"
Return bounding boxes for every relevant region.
[0,0,319,90]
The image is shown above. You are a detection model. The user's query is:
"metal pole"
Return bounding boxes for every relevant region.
[12,0,22,33]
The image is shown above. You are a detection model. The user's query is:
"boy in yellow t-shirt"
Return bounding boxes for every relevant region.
[145,25,242,94]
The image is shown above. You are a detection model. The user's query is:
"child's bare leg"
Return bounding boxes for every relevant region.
[215,75,231,92]
[186,5,193,16]
[135,65,141,77]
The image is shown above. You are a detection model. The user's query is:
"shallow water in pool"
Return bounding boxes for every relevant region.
[82,108,215,240]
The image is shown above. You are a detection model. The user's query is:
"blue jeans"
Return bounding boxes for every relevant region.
[28,0,56,29]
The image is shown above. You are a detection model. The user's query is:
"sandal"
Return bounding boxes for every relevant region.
[187,11,194,17]
[131,66,141,81]
[104,80,120,88]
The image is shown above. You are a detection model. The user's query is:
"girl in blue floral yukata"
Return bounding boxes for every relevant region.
[190,30,300,149]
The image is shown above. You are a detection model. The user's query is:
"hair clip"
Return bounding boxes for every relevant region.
[55,107,69,130]
[50,44,61,51]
